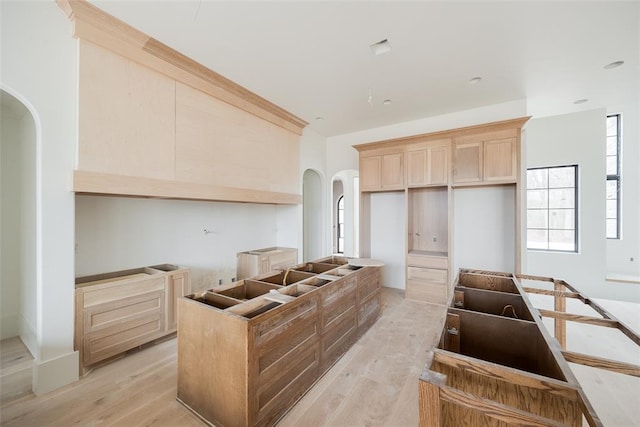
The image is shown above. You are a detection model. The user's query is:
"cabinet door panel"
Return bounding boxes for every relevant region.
[427,146,449,185]
[453,142,482,183]
[407,149,427,187]
[167,272,190,331]
[381,153,404,189]
[484,137,517,182]
[360,156,382,191]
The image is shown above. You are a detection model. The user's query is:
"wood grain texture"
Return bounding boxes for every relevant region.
[562,350,640,377]
[56,0,307,134]
[73,170,302,205]
[177,262,382,426]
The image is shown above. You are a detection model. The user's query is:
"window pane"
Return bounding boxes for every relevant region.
[527,210,548,229]
[606,136,618,156]
[527,189,548,209]
[606,156,617,175]
[549,230,575,251]
[549,167,575,188]
[549,209,574,230]
[527,169,548,189]
[606,219,618,239]
[606,116,617,136]
[549,188,574,208]
[527,229,548,250]
[606,180,618,199]
[606,200,618,219]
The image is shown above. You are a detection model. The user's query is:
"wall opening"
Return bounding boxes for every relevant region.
[0,89,37,400]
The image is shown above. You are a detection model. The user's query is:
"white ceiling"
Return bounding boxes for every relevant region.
[90,1,639,137]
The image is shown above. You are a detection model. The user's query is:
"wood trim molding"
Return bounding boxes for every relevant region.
[73,171,302,205]
[56,0,307,135]
[354,116,531,152]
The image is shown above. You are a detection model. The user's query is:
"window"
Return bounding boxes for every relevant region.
[337,196,345,254]
[606,114,621,239]
[527,165,578,252]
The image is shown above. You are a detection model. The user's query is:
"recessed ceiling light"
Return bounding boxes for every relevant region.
[573,99,588,105]
[468,77,482,85]
[382,99,392,105]
[604,61,624,70]
[315,116,324,121]
[370,39,392,56]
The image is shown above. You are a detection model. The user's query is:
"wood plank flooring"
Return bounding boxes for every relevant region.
[1,287,638,426]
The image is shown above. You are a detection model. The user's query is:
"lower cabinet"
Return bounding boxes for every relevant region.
[75,265,191,374]
[177,257,381,427]
[405,254,449,304]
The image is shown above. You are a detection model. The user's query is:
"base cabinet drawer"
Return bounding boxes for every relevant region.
[407,254,448,269]
[406,280,449,305]
[407,267,447,284]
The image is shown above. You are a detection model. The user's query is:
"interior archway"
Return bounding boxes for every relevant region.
[0,89,38,400]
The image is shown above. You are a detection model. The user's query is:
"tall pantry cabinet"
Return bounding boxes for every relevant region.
[355,117,529,305]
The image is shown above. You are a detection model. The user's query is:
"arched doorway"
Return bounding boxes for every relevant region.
[303,169,323,262]
[0,89,38,399]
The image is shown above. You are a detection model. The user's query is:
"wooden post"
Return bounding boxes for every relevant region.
[418,371,446,427]
[554,280,566,349]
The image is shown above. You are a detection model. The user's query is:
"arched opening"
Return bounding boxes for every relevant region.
[337,195,345,254]
[0,89,38,401]
[331,170,359,257]
[303,169,323,262]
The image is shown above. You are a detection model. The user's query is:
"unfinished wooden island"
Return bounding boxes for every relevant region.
[177,256,382,427]
[419,269,640,427]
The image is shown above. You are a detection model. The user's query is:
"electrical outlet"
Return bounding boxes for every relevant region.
[631,257,635,262]
[218,279,222,285]
[231,277,236,282]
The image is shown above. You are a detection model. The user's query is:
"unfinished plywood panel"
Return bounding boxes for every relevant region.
[78,40,176,181]
[175,83,299,195]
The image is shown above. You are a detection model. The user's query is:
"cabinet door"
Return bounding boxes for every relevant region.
[407,149,427,187]
[426,146,449,185]
[359,156,382,191]
[453,142,482,184]
[483,137,517,182]
[166,271,191,331]
[381,153,404,189]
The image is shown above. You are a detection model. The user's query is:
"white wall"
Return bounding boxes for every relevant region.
[75,196,292,291]
[526,110,639,302]
[1,0,79,394]
[299,127,327,257]
[370,192,406,288]
[606,102,639,279]
[453,186,516,274]
[1,105,22,339]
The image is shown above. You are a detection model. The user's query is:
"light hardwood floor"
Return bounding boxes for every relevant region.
[1,287,638,426]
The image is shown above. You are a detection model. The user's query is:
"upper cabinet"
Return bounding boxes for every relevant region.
[355,117,529,192]
[60,0,307,205]
[407,141,450,187]
[359,151,404,191]
[453,130,519,186]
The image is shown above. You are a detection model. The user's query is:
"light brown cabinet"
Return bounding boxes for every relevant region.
[359,152,404,191]
[453,136,518,185]
[236,247,298,280]
[75,265,190,374]
[355,117,529,305]
[407,144,450,187]
[177,256,381,427]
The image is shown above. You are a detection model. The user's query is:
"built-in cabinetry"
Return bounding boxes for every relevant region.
[58,0,306,205]
[355,117,529,305]
[177,256,381,427]
[359,149,405,191]
[236,247,299,280]
[75,264,191,374]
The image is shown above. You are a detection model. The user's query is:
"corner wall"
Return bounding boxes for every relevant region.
[1,0,79,394]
